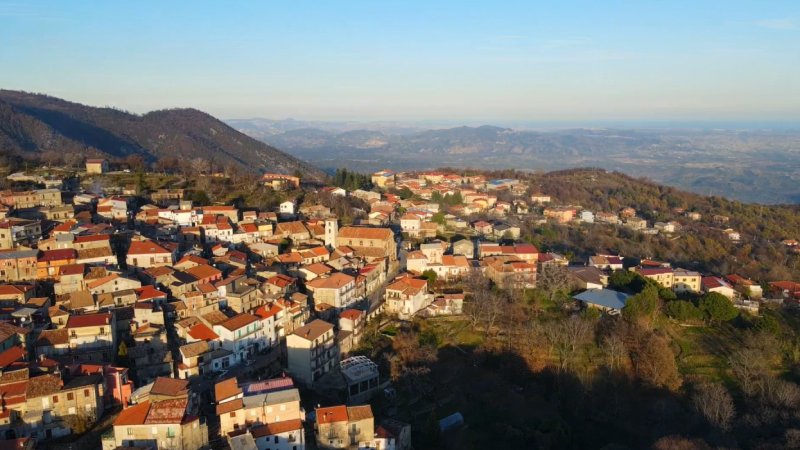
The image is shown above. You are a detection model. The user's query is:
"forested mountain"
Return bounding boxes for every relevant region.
[0,90,327,179]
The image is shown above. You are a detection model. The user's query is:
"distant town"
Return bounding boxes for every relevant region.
[0,159,797,450]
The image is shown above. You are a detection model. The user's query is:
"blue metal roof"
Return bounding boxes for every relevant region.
[573,289,630,310]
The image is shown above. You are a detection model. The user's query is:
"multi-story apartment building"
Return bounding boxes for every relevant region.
[66,313,117,363]
[673,270,702,294]
[286,320,338,387]
[215,377,304,437]
[0,250,38,282]
[212,313,264,365]
[0,220,42,250]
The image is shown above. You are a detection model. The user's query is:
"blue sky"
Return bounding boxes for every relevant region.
[1,0,799,122]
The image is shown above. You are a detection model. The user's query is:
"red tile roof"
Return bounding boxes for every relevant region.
[135,285,168,301]
[218,313,258,332]
[38,249,75,262]
[339,309,362,321]
[150,377,190,397]
[0,346,27,370]
[214,377,242,402]
[187,323,219,341]
[317,405,348,423]
[66,313,112,328]
[251,419,303,437]
[113,401,151,426]
[128,240,170,255]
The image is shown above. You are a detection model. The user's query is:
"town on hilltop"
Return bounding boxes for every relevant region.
[0,159,799,450]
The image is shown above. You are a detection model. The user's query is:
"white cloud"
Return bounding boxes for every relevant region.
[756,19,798,30]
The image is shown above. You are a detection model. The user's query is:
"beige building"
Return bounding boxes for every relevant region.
[673,270,701,293]
[336,227,397,262]
[86,159,109,174]
[315,405,375,450]
[636,268,675,289]
[214,377,304,437]
[286,320,338,386]
[107,389,207,450]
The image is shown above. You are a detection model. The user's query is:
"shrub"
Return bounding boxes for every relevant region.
[699,292,738,323]
[666,300,703,322]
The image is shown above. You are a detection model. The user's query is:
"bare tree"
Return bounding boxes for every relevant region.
[601,333,626,370]
[463,272,505,337]
[693,382,735,431]
[760,376,800,408]
[729,332,777,396]
[191,157,210,176]
[729,347,768,396]
[543,316,594,371]
[537,264,574,305]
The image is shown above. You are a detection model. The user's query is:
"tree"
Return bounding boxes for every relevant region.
[537,264,573,305]
[659,288,677,301]
[421,269,438,284]
[609,269,635,288]
[399,187,413,200]
[601,333,626,370]
[692,383,735,431]
[698,292,738,323]
[125,154,147,172]
[190,190,212,206]
[117,341,129,367]
[543,316,594,371]
[431,212,446,225]
[622,286,659,326]
[754,314,781,337]
[632,333,681,391]
[431,190,443,204]
[665,300,703,322]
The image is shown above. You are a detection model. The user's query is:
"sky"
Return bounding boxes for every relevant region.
[1,0,799,123]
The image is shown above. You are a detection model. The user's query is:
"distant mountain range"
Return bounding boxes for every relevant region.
[229,118,800,204]
[0,91,327,179]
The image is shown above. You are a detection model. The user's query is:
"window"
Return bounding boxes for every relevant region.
[128,428,133,436]
[67,393,74,401]
[84,389,90,397]
[53,395,59,403]
[152,427,158,434]
[275,436,279,443]
[68,407,75,414]
[280,404,286,411]
[230,412,235,417]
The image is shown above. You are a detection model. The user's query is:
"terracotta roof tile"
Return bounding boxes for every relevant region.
[317,405,348,423]
[144,397,188,424]
[216,398,243,415]
[214,377,242,402]
[218,313,258,332]
[150,377,190,397]
[114,400,151,425]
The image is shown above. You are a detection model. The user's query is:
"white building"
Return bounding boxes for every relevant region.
[280,200,297,215]
[212,313,265,365]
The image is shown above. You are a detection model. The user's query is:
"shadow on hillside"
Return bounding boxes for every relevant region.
[403,345,733,450]
[13,104,149,158]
